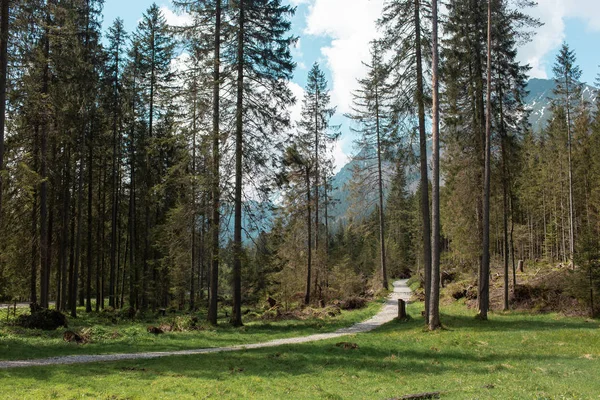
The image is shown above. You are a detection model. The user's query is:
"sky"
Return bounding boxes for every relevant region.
[102,0,600,172]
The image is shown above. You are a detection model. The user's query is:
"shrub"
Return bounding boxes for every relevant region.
[339,296,367,310]
[16,309,68,330]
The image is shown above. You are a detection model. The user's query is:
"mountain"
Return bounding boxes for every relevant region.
[525,78,597,130]
[327,78,598,223]
[238,78,598,237]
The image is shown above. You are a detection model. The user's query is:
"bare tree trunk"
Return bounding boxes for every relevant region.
[502,137,510,311]
[72,123,86,318]
[428,0,441,330]
[39,16,50,309]
[231,0,245,327]
[305,167,312,305]
[565,72,575,266]
[190,81,197,311]
[478,0,492,320]
[30,129,39,305]
[415,0,432,321]
[86,120,93,313]
[208,0,222,326]
[375,84,387,290]
[0,0,9,232]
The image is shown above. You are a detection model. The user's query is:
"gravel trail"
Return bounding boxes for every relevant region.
[0,280,411,369]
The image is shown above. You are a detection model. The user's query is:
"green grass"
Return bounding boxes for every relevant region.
[1,301,599,399]
[0,301,382,361]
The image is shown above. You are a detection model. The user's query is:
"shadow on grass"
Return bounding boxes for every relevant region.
[0,335,593,386]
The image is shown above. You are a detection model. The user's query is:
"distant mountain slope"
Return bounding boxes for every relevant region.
[525,78,597,130]
[328,78,598,223]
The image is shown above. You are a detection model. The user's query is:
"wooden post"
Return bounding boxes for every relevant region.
[398,299,406,319]
[518,260,524,273]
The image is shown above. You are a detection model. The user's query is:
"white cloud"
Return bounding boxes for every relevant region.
[516,0,600,78]
[303,0,385,114]
[331,137,349,174]
[160,4,193,27]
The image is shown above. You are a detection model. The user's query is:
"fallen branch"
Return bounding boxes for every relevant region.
[390,391,441,400]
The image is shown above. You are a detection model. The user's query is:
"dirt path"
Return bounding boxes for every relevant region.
[0,280,411,369]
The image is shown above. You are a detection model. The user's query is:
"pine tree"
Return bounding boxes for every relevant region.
[346,41,393,290]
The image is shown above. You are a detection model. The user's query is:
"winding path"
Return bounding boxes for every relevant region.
[0,280,411,369]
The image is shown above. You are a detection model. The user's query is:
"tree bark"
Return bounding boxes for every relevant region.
[428,0,441,330]
[375,84,387,290]
[414,0,432,320]
[231,0,245,327]
[305,167,312,305]
[0,0,9,229]
[478,0,492,320]
[208,0,222,326]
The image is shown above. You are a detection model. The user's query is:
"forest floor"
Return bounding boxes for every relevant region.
[1,281,599,399]
[0,296,385,363]
[0,280,410,368]
[0,300,598,399]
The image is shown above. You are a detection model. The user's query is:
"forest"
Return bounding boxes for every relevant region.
[0,0,599,335]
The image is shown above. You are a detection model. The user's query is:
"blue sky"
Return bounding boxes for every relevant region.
[102,0,600,170]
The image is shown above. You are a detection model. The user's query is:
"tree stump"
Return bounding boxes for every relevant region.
[398,299,407,319]
[518,260,524,273]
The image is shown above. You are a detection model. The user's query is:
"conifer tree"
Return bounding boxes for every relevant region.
[227,0,295,325]
[552,43,582,266]
[429,0,441,330]
[106,18,128,309]
[297,62,338,305]
[379,0,432,314]
[346,41,393,290]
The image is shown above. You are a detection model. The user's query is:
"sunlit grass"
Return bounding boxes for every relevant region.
[0,301,383,361]
[1,301,599,399]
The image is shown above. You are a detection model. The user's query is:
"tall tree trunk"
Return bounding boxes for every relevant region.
[190,81,197,311]
[72,123,86,318]
[415,0,432,322]
[428,0,441,330]
[86,119,94,313]
[109,65,121,309]
[478,0,492,320]
[305,167,312,305]
[30,128,39,305]
[58,149,71,311]
[208,0,222,326]
[314,88,320,272]
[565,73,575,266]
[39,15,50,309]
[0,0,9,230]
[375,84,387,290]
[502,138,510,310]
[500,92,510,311]
[231,0,245,327]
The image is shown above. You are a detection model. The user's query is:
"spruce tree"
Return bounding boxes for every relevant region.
[297,62,338,305]
[227,0,295,325]
[106,18,128,309]
[379,0,432,315]
[552,43,582,266]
